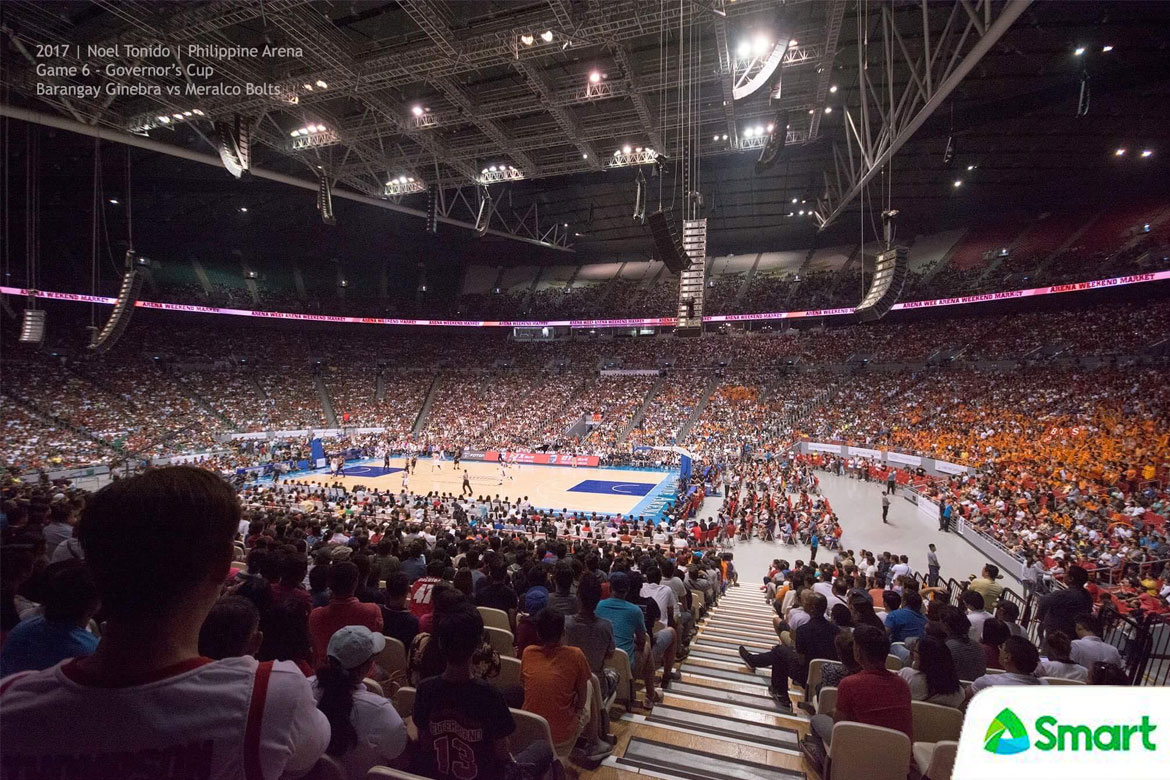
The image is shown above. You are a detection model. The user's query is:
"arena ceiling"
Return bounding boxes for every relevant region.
[2,0,1169,267]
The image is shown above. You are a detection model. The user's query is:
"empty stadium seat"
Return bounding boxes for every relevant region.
[485,626,516,658]
[478,606,512,631]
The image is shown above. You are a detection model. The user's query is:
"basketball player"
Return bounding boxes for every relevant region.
[402,469,410,492]
[453,448,461,469]
[431,449,441,471]
[497,459,509,485]
[410,454,418,474]
[461,469,472,497]
[383,448,391,470]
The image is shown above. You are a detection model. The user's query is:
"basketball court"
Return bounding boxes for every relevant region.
[266,456,680,521]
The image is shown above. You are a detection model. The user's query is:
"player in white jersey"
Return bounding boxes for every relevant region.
[431,449,442,471]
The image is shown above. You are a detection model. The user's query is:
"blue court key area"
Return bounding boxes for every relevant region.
[567,479,657,496]
[336,465,404,477]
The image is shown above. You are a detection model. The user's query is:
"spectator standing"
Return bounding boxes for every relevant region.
[1070,614,1123,669]
[968,564,1005,613]
[1036,565,1094,652]
[926,544,940,587]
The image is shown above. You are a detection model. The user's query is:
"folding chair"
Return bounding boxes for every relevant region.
[828,722,911,780]
[912,740,958,780]
[485,625,516,658]
[911,700,964,743]
[478,606,512,632]
[605,648,635,711]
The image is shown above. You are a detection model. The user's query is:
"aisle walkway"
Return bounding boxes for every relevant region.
[592,586,811,780]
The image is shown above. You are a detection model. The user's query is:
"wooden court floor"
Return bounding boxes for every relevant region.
[290,457,677,518]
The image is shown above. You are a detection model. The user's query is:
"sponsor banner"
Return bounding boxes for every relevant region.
[600,369,661,376]
[885,450,923,467]
[955,687,1170,779]
[5,270,1166,330]
[846,446,882,459]
[485,450,600,467]
[934,458,970,475]
[807,442,843,454]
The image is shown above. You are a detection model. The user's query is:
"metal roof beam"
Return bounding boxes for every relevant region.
[512,60,602,171]
[806,0,847,142]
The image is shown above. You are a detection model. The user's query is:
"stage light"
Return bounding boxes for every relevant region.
[623,145,632,154]
[967,164,976,170]
[953,180,962,188]
[809,109,815,114]
[172,113,183,119]
[303,83,313,90]
[411,105,424,117]
[183,111,192,117]
[614,149,621,156]
[1142,150,1153,157]
[798,210,805,215]
[788,39,797,47]
[743,127,754,137]
[1102,45,1114,53]
[562,222,568,227]
[481,168,488,174]
[541,30,554,42]
[792,198,798,203]
[520,34,534,46]
[157,115,169,123]
[713,134,720,142]
[755,125,764,135]
[582,153,588,159]
[752,35,771,57]
[1074,47,1085,56]
[829,85,838,93]
[193,109,204,116]
[240,206,248,212]
[316,80,327,88]
[108,198,119,205]
[824,106,832,114]
[736,40,751,59]
[489,165,497,172]
[1115,148,1126,156]
[589,71,601,83]
[722,134,728,140]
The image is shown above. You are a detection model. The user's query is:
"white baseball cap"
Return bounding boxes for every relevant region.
[327,625,386,670]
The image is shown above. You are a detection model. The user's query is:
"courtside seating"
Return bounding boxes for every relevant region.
[478,606,512,631]
[911,700,964,743]
[485,626,516,658]
[913,740,958,780]
[828,722,911,780]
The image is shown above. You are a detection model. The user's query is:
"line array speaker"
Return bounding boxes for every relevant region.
[855,246,908,323]
[647,210,690,273]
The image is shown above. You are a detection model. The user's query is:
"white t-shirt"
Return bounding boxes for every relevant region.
[1070,636,1123,669]
[0,656,329,780]
[310,681,407,779]
[1038,660,1089,682]
[640,582,679,631]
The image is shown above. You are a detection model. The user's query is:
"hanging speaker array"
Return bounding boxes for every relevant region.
[214,115,251,178]
[87,252,144,354]
[425,184,439,234]
[316,171,336,225]
[855,246,908,323]
[647,210,690,274]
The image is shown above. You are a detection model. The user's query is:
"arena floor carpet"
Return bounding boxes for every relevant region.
[264,457,680,521]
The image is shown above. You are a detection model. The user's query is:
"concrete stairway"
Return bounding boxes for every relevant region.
[313,375,338,427]
[596,586,810,780]
[412,373,441,435]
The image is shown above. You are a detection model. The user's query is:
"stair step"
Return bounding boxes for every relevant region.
[664,681,801,714]
[694,636,773,651]
[615,736,804,780]
[643,704,800,752]
[680,661,769,687]
[699,627,779,643]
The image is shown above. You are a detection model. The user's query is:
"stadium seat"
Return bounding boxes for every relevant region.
[885,654,903,671]
[392,686,416,720]
[478,606,512,631]
[828,722,911,780]
[485,626,516,658]
[362,678,385,697]
[817,686,838,719]
[368,768,432,780]
[986,668,1006,675]
[806,658,833,706]
[307,754,345,780]
[913,740,958,780]
[606,648,635,711]
[508,708,555,757]
[911,700,964,743]
[492,655,521,692]
[1041,676,1086,685]
[375,636,407,680]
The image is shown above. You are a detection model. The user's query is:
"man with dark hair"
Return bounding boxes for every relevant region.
[475,563,519,631]
[971,636,1045,692]
[413,605,554,780]
[521,608,611,762]
[1071,613,1123,669]
[0,467,329,778]
[1037,564,1094,652]
[198,595,263,660]
[969,563,1004,613]
[548,560,579,616]
[381,571,420,649]
[0,560,100,676]
[962,589,992,641]
[739,591,839,709]
[595,571,656,705]
[809,624,912,753]
[883,589,927,643]
[995,601,1027,639]
[309,560,384,662]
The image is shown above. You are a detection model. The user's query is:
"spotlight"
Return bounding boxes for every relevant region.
[240,206,249,212]
[953,180,962,188]
[1141,150,1153,157]
[824,106,833,114]
[755,125,764,135]
[743,127,754,138]
[412,105,424,116]
[798,210,805,215]
[809,109,815,114]
[1115,148,1126,156]
[316,80,328,88]
[183,111,192,117]
[589,71,601,83]
[634,146,642,152]
[481,168,489,174]
[788,39,797,47]
[792,198,798,203]
[489,165,497,172]
[1074,47,1085,56]
[521,34,534,46]
[614,149,621,156]
[752,35,771,57]
[1102,45,1114,53]
[736,40,751,59]
[713,134,720,142]
[108,198,119,205]
[157,115,169,123]
[172,113,183,119]
[582,153,588,159]
[722,134,728,140]
[967,164,976,171]
[303,83,313,90]
[193,109,204,116]
[541,30,554,42]
[829,85,838,93]
[622,145,632,154]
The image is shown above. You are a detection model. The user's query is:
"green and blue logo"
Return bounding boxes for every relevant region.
[985,708,1031,755]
